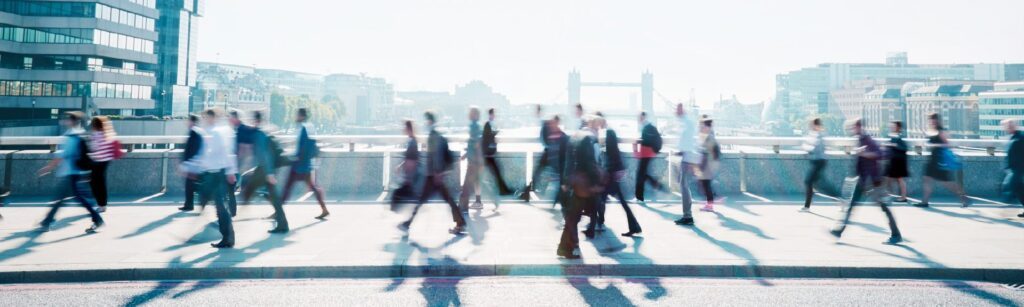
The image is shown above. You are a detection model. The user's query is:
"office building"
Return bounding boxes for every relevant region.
[904,81,993,139]
[323,73,394,126]
[830,78,919,136]
[978,81,1024,138]
[152,0,202,117]
[193,62,270,115]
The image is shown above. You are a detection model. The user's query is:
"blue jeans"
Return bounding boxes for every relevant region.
[42,174,103,227]
[200,170,234,244]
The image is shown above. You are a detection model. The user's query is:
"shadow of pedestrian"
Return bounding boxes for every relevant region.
[712,212,775,240]
[592,232,667,301]
[567,276,636,307]
[920,206,1024,229]
[806,211,888,235]
[690,226,772,286]
[120,212,191,239]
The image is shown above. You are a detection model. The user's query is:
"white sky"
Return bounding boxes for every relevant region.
[198,0,1024,109]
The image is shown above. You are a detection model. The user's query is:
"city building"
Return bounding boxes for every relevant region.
[830,78,919,136]
[193,63,271,115]
[256,68,323,99]
[323,73,394,126]
[978,81,1024,138]
[396,81,512,126]
[904,81,993,139]
[152,0,203,117]
[775,53,1014,127]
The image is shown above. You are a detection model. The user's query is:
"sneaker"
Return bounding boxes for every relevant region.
[315,211,330,220]
[469,201,484,210]
[621,231,642,237]
[178,206,194,212]
[893,198,909,203]
[85,222,104,233]
[912,202,929,208]
[674,217,694,226]
[37,224,51,233]
[829,229,843,239]
[700,205,714,212]
[449,225,466,235]
[799,207,810,212]
[960,197,973,208]
[398,221,411,232]
[97,206,107,213]
[885,235,903,245]
[1017,212,1023,218]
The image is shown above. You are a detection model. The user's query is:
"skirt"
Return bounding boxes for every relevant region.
[886,157,910,178]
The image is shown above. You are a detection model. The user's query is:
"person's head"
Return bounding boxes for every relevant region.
[487,108,496,121]
[424,111,437,127]
[251,111,264,126]
[810,117,822,131]
[295,108,309,123]
[847,118,863,135]
[595,115,607,129]
[535,104,543,117]
[228,110,242,127]
[89,116,114,137]
[187,114,199,128]
[62,111,84,129]
[574,104,584,118]
[202,108,219,126]
[403,119,415,137]
[468,106,480,122]
[584,115,599,132]
[890,121,903,134]
[1002,119,1020,135]
[675,103,686,117]
[638,111,648,123]
[927,112,943,130]
[701,118,714,133]
[548,115,561,133]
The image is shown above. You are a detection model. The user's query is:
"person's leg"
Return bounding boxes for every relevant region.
[182,177,197,210]
[69,174,103,225]
[404,176,436,227]
[530,153,548,192]
[486,157,511,194]
[459,163,480,210]
[876,180,902,239]
[226,177,238,216]
[240,172,259,204]
[303,171,329,215]
[207,172,234,246]
[262,169,288,231]
[636,158,651,201]
[804,160,823,208]
[558,198,582,256]
[612,182,641,233]
[41,179,73,227]
[897,178,908,200]
[679,163,694,220]
[90,162,109,208]
[700,180,714,203]
[279,170,299,205]
[921,176,934,204]
[436,177,466,227]
[836,179,865,235]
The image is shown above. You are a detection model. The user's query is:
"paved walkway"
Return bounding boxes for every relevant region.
[0,193,1022,283]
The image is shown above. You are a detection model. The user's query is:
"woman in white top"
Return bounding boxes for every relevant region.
[697,118,721,212]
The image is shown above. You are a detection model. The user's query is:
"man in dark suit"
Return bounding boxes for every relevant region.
[179,114,203,212]
[240,111,288,233]
[1003,119,1024,218]
[522,105,551,201]
[596,116,641,236]
[482,108,513,196]
[634,112,665,203]
[402,111,467,235]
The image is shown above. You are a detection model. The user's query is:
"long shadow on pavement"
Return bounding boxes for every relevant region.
[591,229,667,301]
[0,214,92,264]
[806,211,888,235]
[120,211,191,239]
[712,212,775,240]
[920,206,1024,229]
[567,276,636,307]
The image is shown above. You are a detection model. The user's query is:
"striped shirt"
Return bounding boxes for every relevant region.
[88,132,117,163]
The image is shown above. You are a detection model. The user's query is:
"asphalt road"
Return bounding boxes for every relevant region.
[1,277,1022,307]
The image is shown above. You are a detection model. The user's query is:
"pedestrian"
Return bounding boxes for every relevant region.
[180,108,238,248]
[885,121,910,203]
[697,118,721,213]
[571,103,586,131]
[673,103,702,226]
[1001,119,1024,218]
[801,118,828,211]
[914,113,969,208]
[179,115,204,212]
[596,115,642,237]
[401,111,467,235]
[280,108,330,219]
[482,108,513,197]
[634,111,665,203]
[239,111,288,233]
[391,120,420,210]
[36,111,104,233]
[227,110,257,216]
[87,116,122,213]
[521,105,552,201]
[458,107,486,211]
[560,116,601,258]
[831,119,902,244]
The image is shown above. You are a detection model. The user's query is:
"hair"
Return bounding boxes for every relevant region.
[188,114,199,124]
[594,111,605,117]
[928,112,944,130]
[639,111,647,118]
[296,108,309,119]
[403,119,415,133]
[90,116,115,138]
[469,105,480,115]
[203,108,219,118]
[64,111,84,124]
[424,111,437,124]
[811,117,822,127]
[251,110,264,123]
[892,120,903,130]
[849,118,863,128]
[575,103,583,111]
[701,118,714,128]
[551,115,561,122]
[229,109,241,119]
[488,108,495,116]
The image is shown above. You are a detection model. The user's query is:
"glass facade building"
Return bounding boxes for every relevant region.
[978,82,1024,139]
[150,0,203,117]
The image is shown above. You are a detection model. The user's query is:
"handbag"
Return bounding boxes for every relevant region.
[111,140,126,160]
[937,148,962,171]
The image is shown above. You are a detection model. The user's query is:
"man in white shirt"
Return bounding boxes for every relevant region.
[182,108,238,248]
[674,103,702,226]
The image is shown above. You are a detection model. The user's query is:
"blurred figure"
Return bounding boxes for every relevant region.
[697,118,721,213]
[228,110,257,215]
[87,116,122,212]
[391,120,420,210]
[559,116,601,258]
[179,115,203,212]
[914,113,969,208]
[1002,119,1024,218]
[181,108,238,248]
[633,112,665,203]
[280,108,330,219]
[571,103,586,130]
[521,105,551,201]
[831,119,902,245]
[596,115,642,237]
[37,111,104,233]
[458,107,485,211]
[885,121,910,203]
[401,111,467,235]
[240,111,288,233]
[482,108,513,197]
[673,103,702,226]
[802,118,827,211]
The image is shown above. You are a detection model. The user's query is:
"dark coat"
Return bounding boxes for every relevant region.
[604,129,625,172]
[183,128,202,161]
[1009,131,1024,173]
[483,121,498,156]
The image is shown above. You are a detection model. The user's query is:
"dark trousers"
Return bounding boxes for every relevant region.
[530,151,549,190]
[804,159,827,208]
[605,180,641,233]
[281,170,326,207]
[837,177,901,238]
[408,175,466,226]
[635,158,662,201]
[558,194,586,254]
[484,156,512,194]
[200,170,234,244]
[1011,171,1024,208]
[699,180,714,203]
[242,167,288,230]
[227,178,238,216]
[183,176,199,210]
[42,174,103,227]
[89,161,109,208]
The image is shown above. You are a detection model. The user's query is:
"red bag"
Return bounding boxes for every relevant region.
[111,140,126,160]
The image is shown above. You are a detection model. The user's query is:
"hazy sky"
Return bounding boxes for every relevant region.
[198,0,1024,109]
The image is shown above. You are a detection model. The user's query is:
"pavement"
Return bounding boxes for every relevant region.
[2,277,1022,306]
[0,192,1022,284]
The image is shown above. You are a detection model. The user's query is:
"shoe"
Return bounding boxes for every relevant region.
[799,207,810,212]
[960,197,973,208]
[178,206,194,212]
[398,221,411,232]
[885,235,903,245]
[449,225,466,235]
[211,242,234,249]
[469,201,484,210]
[315,212,330,220]
[829,229,843,239]
[581,230,595,239]
[894,198,909,203]
[700,205,714,212]
[557,248,579,259]
[85,222,104,233]
[1017,212,1024,218]
[37,224,51,233]
[621,231,641,237]
[268,227,289,234]
[97,206,107,213]
[912,202,929,208]
[674,217,694,226]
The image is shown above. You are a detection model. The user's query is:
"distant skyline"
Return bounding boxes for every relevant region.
[199,0,1024,109]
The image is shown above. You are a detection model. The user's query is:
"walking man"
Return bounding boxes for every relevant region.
[240,111,289,233]
[402,111,467,235]
[522,105,551,201]
[227,110,257,216]
[181,109,238,248]
[802,118,827,211]
[674,104,702,226]
[831,119,902,244]
[179,115,203,211]
[37,111,104,233]
[596,116,641,236]
[482,108,513,196]
[280,108,330,219]
[634,112,665,203]
[1002,119,1024,218]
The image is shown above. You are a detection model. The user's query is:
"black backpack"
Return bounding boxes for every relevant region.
[439,135,458,170]
[646,125,664,153]
[73,134,96,170]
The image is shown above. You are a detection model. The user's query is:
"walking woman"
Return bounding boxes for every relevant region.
[885,121,910,203]
[914,113,969,208]
[802,118,827,211]
[697,118,721,213]
[88,116,121,213]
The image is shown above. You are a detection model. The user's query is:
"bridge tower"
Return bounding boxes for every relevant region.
[568,69,581,106]
[641,70,654,115]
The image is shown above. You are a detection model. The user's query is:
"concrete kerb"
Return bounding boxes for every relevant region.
[2,264,1022,284]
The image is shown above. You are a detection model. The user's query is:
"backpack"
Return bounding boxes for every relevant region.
[73,135,96,170]
[439,135,458,170]
[648,126,663,153]
[266,135,289,169]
